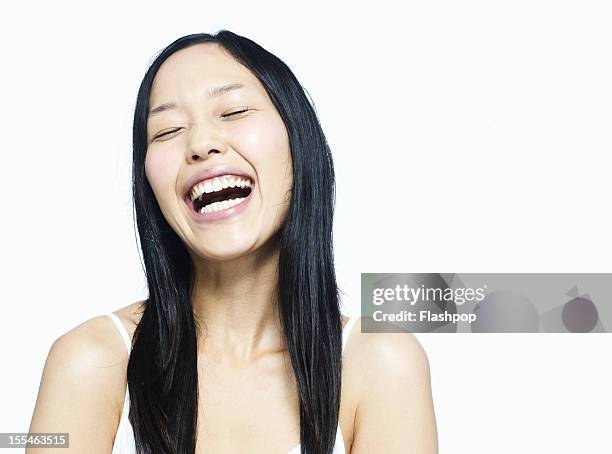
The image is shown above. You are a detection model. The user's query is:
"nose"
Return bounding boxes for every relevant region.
[185,122,227,163]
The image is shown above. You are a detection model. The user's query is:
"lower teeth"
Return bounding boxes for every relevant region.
[199,197,246,214]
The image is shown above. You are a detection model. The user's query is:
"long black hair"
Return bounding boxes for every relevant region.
[128,30,342,453]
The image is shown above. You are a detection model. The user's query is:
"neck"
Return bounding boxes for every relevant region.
[190,237,284,362]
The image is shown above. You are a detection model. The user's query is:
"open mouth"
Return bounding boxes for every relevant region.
[188,174,253,214]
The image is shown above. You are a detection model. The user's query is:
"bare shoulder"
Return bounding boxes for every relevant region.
[347,316,430,374]
[111,299,146,341]
[26,301,145,453]
[343,316,438,454]
[342,316,432,398]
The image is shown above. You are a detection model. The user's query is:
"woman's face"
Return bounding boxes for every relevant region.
[145,43,293,261]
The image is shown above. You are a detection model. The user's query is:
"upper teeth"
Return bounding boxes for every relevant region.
[189,175,252,202]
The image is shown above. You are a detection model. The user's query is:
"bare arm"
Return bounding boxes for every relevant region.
[350,325,438,453]
[27,317,127,453]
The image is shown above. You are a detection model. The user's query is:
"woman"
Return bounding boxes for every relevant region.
[28,30,438,453]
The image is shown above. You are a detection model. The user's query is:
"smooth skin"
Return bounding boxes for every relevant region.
[28,43,438,453]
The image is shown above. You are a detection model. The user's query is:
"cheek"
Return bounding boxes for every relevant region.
[236,115,293,185]
[144,148,180,200]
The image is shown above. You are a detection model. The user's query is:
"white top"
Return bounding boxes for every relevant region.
[107,313,359,454]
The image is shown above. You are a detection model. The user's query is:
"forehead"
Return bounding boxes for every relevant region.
[149,43,261,104]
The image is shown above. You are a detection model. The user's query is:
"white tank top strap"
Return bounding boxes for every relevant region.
[341,315,359,354]
[106,313,132,354]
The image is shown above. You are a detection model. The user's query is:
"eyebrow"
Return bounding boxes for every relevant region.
[148,83,245,118]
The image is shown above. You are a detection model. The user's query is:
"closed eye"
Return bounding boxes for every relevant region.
[151,107,251,142]
[153,128,181,140]
[220,107,250,119]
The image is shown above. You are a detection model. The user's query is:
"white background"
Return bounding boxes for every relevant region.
[1,1,611,453]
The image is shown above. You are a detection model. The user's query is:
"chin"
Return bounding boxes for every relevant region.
[191,239,258,262]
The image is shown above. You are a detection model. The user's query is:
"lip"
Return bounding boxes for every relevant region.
[182,165,255,223]
[183,184,254,223]
[182,164,255,199]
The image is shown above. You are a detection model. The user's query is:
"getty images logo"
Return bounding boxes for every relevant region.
[372,284,487,306]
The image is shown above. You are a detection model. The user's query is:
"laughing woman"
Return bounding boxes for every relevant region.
[28,30,438,454]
